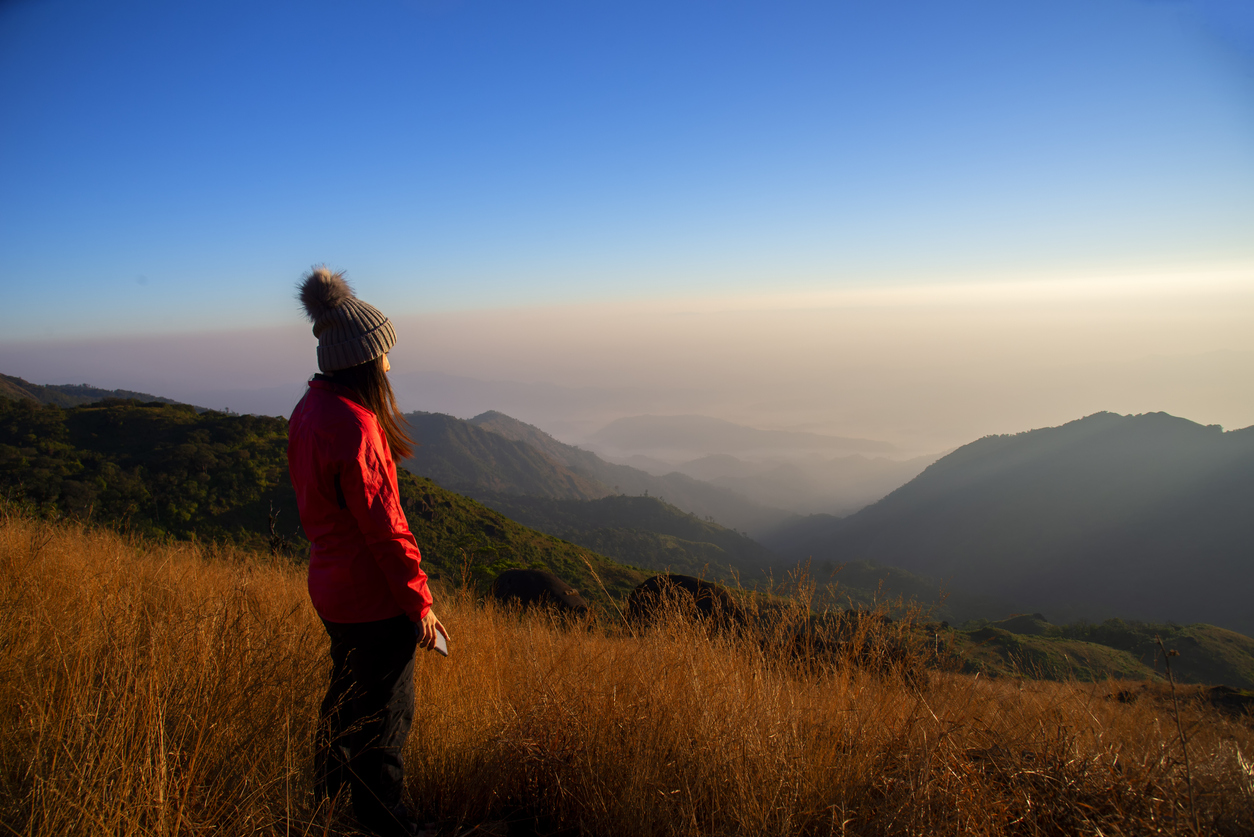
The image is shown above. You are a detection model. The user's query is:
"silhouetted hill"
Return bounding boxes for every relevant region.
[1,373,201,410]
[767,412,1254,635]
[0,397,646,609]
[412,410,795,536]
[405,411,611,501]
[463,415,1019,616]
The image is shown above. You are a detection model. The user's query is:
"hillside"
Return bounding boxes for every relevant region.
[0,397,646,608]
[471,492,777,582]
[768,411,1254,635]
[6,514,1251,837]
[473,491,1028,623]
[476,410,935,522]
[411,410,795,536]
[406,411,611,501]
[950,614,1254,689]
[806,559,1017,624]
[1,372,197,409]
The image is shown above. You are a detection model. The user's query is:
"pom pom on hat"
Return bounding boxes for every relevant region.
[299,266,356,323]
[296,265,397,372]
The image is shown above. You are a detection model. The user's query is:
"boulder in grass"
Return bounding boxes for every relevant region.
[626,573,745,629]
[491,568,591,617]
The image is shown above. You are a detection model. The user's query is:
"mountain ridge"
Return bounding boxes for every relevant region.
[1,373,204,411]
[766,411,1254,635]
[408,410,796,536]
[0,395,647,609]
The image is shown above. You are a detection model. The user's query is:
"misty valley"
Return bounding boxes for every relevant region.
[3,370,1253,691]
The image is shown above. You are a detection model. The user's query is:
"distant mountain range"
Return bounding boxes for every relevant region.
[7,375,1254,687]
[765,412,1254,636]
[471,492,776,581]
[404,410,796,536]
[404,412,610,501]
[0,394,646,608]
[404,409,1013,617]
[574,413,938,516]
[0,373,204,410]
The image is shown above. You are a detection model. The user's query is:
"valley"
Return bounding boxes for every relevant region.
[4,376,1253,689]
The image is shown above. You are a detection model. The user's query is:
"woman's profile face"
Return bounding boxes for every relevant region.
[380,354,391,373]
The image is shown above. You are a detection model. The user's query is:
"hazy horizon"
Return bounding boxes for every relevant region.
[4,267,1252,454]
[3,1,1252,453]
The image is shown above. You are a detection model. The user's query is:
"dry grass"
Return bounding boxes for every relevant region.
[1,507,1251,836]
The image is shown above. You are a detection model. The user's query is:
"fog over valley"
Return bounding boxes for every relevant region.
[4,271,1252,458]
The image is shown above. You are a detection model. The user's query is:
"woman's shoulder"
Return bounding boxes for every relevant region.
[295,382,378,435]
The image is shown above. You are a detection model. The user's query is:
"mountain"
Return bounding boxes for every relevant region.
[406,411,611,501]
[0,396,647,609]
[950,615,1254,689]
[470,492,777,582]
[406,410,795,536]
[454,414,1015,613]
[766,412,1254,635]
[586,414,896,460]
[1,373,200,410]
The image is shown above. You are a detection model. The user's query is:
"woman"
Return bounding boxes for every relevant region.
[288,266,448,837]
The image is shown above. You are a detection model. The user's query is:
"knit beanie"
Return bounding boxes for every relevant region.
[298,267,397,373]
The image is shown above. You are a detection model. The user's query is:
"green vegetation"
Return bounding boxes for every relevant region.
[0,372,197,409]
[391,470,647,606]
[1051,617,1254,689]
[0,397,288,544]
[405,411,610,500]
[0,396,644,611]
[409,409,794,535]
[771,411,1254,636]
[6,512,1251,837]
[5,390,1253,689]
[473,491,776,581]
[949,614,1254,689]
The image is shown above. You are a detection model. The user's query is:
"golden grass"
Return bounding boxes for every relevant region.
[1,508,1251,836]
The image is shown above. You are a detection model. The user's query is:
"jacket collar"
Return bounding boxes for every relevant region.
[308,376,364,406]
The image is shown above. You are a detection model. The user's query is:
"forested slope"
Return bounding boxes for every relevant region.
[473,492,776,581]
[770,412,1254,634]
[461,410,795,535]
[0,397,645,607]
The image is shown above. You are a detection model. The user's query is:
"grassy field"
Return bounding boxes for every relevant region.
[1,508,1252,836]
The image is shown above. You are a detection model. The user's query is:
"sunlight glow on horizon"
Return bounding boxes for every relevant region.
[3,264,1251,452]
[3,0,1253,449]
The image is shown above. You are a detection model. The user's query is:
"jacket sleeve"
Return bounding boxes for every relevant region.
[335,420,433,623]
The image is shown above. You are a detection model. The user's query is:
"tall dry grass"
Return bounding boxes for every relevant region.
[1,506,1251,836]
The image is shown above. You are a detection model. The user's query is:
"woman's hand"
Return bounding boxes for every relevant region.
[416,610,449,651]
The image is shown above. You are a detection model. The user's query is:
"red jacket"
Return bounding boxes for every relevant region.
[287,378,433,624]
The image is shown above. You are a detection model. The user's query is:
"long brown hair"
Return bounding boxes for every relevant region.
[327,355,414,461]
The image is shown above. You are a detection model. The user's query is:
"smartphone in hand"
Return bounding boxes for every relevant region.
[414,621,450,657]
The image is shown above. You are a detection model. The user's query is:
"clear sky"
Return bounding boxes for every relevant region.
[2,0,1253,449]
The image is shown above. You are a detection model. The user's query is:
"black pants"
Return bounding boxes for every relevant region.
[316,614,418,837]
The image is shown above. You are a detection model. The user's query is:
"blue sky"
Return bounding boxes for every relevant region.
[2,0,1253,446]
[2,0,1252,338]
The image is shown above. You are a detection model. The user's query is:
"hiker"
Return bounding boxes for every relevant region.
[288,266,448,837]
